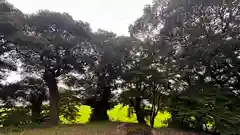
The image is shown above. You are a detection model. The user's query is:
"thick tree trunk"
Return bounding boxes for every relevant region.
[31,105,41,123]
[91,105,109,121]
[135,110,146,124]
[47,79,59,125]
[31,90,45,123]
[134,97,146,124]
[31,103,42,123]
[90,86,110,121]
[90,72,111,122]
[43,68,60,125]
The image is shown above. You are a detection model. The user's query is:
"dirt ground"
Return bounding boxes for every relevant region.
[1,122,207,135]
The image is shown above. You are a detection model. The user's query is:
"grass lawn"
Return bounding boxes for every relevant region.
[65,104,171,128]
[0,105,206,135]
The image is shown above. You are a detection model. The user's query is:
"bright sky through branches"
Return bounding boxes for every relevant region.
[8,0,152,36]
[5,0,152,83]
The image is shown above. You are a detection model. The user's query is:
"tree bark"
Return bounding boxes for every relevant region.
[170,111,176,122]
[43,68,60,125]
[150,107,156,128]
[31,95,43,123]
[31,89,45,123]
[48,84,60,125]
[90,86,110,121]
[91,104,109,121]
[90,72,111,122]
[134,97,146,124]
[31,105,41,123]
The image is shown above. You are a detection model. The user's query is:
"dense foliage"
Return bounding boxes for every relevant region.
[0,0,239,135]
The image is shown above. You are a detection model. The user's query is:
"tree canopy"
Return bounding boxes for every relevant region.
[0,0,239,135]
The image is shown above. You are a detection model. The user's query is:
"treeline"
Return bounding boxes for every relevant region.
[0,0,240,135]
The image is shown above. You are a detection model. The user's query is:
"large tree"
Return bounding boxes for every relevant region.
[11,10,92,125]
[130,0,240,134]
[81,29,137,121]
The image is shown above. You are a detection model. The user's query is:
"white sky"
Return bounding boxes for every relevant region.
[8,0,152,36]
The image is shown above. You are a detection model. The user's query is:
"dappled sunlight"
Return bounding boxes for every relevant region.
[60,105,92,124]
[151,111,171,128]
[60,104,171,128]
[108,104,138,123]
[75,105,92,124]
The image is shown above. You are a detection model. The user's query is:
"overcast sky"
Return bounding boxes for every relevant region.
[8,0,152,36]
[5,0,152,83]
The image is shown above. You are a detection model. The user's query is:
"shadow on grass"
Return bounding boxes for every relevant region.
[0,121,122,134]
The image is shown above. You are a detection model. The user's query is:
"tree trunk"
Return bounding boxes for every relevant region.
[47,79,59,125]
[150,95,160,128]
[31,89,45,123]
[31,97,43,123]
[91,105,109,121]
[31,105,41,123]
[150,96,156,128]
[135,110,146,124]
[171,111,176,122]
[134,97,146,124]
[150,108,156,128]
[90,72,111,122]
[150,117,155,128]
[43,68,60,125]
[90,86,110,121]
[168,111,178,128]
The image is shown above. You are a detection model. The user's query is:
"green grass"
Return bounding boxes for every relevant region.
[60,104,171,128]
[60,105,92,124]
[0,104,171,134]
[107,104,171,128]
[0,104,170,128]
